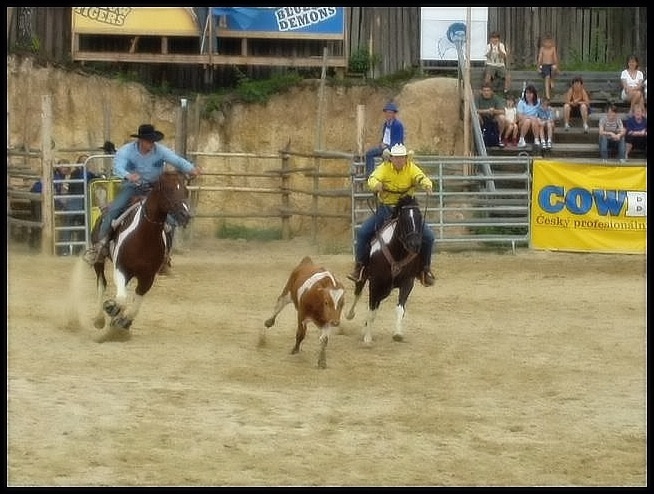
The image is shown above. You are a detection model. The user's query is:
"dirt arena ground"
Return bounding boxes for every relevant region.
[7,238,646,486]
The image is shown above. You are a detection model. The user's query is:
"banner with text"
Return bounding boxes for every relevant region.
[73,7,201,36]
[531,160,646,254]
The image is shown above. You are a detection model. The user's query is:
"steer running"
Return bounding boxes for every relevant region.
[263,256,345,369]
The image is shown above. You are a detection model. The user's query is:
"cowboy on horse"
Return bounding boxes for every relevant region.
[83,123,201,265]
[348,143,436,287]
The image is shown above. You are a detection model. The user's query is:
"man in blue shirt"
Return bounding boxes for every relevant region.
[83,124,200,265]
[364,102,405,176]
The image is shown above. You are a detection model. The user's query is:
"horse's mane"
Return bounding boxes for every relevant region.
[392,195,418,218]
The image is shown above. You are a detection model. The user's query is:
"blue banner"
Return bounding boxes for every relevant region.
[211,7,344,35]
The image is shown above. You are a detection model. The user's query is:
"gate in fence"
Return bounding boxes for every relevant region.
[351,155,532,255]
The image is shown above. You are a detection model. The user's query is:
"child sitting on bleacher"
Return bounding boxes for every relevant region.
[536,98,556,149]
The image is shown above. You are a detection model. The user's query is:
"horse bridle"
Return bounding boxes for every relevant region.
[377,197,427,278]
[140,176,188,225]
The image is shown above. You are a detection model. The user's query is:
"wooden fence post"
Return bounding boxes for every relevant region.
[281,143,291,240]
[41,94,53,254]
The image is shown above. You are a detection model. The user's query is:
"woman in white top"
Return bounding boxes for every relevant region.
[620,55,645,114]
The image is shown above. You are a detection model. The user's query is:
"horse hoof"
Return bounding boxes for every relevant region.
[264,318,275,328]
[111,316,132,330]
[103,300,121,317]
[93,317,105,329]
[345,311,355,320]
[392,333,404,342]
[317,359,327,369]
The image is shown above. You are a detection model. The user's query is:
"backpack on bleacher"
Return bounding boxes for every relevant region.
[482,119,501,147]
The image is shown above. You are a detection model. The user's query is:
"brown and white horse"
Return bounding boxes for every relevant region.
[90,171,191,341]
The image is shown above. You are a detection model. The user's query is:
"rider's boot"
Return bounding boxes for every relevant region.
[83,237,109,265]
[347,262,365,283]
[158,254,173,276]
[419,266,436,287]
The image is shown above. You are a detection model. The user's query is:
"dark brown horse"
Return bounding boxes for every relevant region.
[89,171,191,341]
[345,195,424,345]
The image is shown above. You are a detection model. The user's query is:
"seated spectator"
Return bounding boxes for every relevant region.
[364,102,404,176]
[536,97,556,149]
[624,105,647,159]
[598,104,626,160]
[620,55,645,114]
[563,76,590,133]
[516,84,541,148]
[476,82,506,147]
[501,93,519,146]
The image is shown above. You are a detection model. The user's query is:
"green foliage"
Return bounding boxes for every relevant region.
[216,223,282,241]
[348,46,381,74]
[469,225,528,236]
[234,72,303,104]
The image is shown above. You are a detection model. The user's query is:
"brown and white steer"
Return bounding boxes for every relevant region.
[263,256,345,368]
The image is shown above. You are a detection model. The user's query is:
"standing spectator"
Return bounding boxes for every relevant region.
[483,31,511,94]
[598,104,626,161]
[563,76,591,133]
[98,140,117,177]
[620,55,645,115]
[516,84,542,148]
[364,102,404,177]
[501,93,519,147]
[536,33,560,100]
[624,105,647,160]
[537,97,556,149]
[475,82,506,147]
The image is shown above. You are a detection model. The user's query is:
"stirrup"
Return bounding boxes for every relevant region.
[347,265,364,283]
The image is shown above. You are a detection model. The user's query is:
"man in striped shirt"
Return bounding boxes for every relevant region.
[598,104,626,160]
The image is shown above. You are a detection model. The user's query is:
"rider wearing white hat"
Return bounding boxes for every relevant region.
[349,143,436,287]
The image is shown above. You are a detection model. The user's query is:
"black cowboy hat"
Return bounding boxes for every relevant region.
[130,124,164,142]
[99,140,116,154]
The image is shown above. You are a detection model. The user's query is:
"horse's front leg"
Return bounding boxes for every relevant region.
[345,279,365,320]
[92,264,108,329]
[105,269,131,329]
[110,272,152,330]
[393,282,414,342]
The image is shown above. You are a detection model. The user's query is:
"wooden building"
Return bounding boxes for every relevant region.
[7,7,647,91]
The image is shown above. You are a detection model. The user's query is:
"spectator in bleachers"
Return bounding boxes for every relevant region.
[563,76,591,133]
[620,55,645,115]
[364,102,404,177]
[536,33,559,100]
[536,97,556,149]
[483,31,511,95]
[624,105,647,160]
[501,93,519,147]
[516,84,542,148]
[598,104,626,161]
[476,82,506,147]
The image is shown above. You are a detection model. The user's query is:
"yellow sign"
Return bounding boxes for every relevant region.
[531,159,646,254]
[72,7,200,36]
[88,178,122,235]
